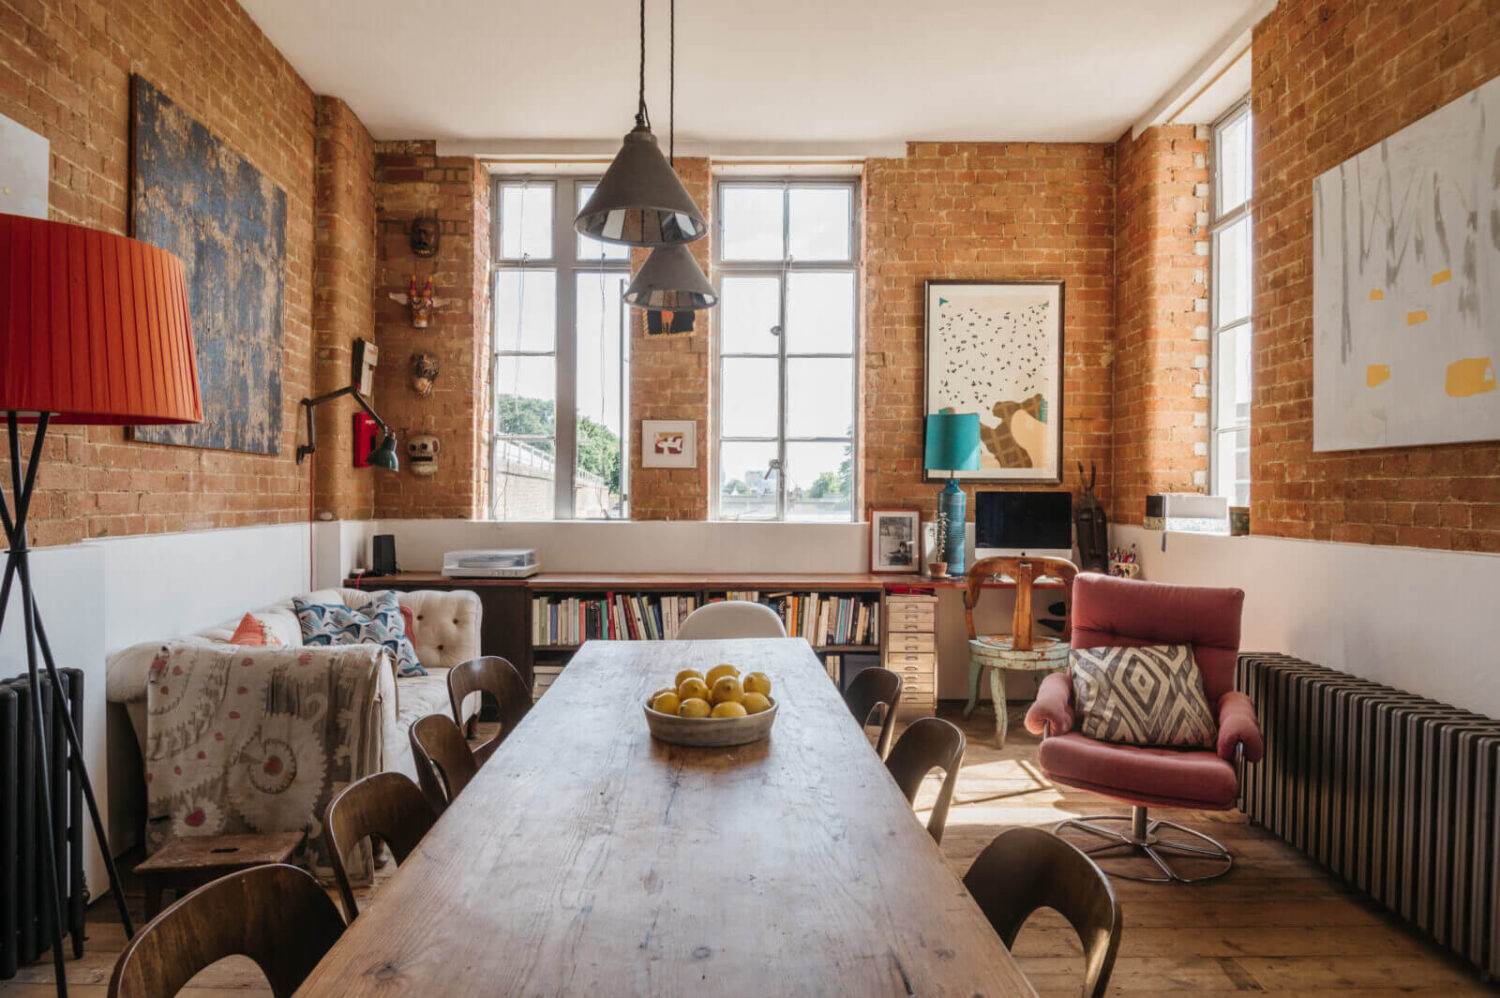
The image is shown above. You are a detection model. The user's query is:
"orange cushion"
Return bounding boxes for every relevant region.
[400,605,417,645]
[229,613,283,647]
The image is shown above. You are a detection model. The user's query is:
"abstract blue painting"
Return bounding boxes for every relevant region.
[130,75,285,454]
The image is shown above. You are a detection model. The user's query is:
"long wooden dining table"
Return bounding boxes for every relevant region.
[296,638,1038,997]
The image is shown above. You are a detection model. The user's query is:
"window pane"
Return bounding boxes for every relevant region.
[721,357,779,437]
[495,355,556,436]
[575,273,629,519]
[575,184,630,261]
[719,276,780,355]
[500,183,553,260]
[787,358,853,438]
[1214,427,1250,508]
[788,187,851,261]
[719,440,779,519]
[785,441,853,521]
[493,437,556,521]
[1215,111,1251,216]
[785,272,855,354]
[1214,323,1252,429]
[721,186,784,261]
[495,270,557,353]
[1214,216,1251,325]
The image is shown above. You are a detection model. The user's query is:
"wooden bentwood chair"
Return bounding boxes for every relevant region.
[108,864,345,998]
[325,771,437,920]
[409,713,479,815]
[447,655,531,765]
[844,666,903,759]
[885,716,966,843]
[964,555,1078,746]
[963,827,1121,998]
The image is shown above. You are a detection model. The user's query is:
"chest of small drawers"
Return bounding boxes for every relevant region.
[884,593,937,719]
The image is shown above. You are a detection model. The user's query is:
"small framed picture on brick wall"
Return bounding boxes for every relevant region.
[642,420,697,469]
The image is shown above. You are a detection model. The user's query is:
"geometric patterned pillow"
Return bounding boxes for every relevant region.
[294,591,425,677]
[1069,644,1217,749]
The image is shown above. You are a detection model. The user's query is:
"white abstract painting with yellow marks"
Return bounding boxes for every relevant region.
[1313,73,1500,451]
[924,280,1064,482]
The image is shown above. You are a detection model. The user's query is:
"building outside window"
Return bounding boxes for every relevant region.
[490,177,631,520]
[1209,99,1252,507]
[713,179,859,522]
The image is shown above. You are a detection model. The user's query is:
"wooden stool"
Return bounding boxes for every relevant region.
[963,556,1077,746]
[134,831,305,919]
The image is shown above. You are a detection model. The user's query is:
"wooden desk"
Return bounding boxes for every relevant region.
[296,638,1036,997]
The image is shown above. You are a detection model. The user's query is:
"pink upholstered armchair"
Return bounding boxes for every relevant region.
[1024,573,1261,883]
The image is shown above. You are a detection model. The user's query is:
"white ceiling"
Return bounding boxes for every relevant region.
[241,0,1261,149]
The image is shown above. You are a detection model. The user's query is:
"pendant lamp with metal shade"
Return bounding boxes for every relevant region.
[624,244,718,310]
[574,0,706,248]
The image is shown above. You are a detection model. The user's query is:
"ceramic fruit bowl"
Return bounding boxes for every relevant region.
[644,698,778,747]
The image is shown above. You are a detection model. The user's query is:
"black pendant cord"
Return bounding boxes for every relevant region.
[669,0,675,164]
[634,0,651,129]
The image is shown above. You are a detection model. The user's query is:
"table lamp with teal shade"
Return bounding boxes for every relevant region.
[924,411,981,575]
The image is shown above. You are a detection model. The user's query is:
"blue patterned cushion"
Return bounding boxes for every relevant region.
[294,592,425,677]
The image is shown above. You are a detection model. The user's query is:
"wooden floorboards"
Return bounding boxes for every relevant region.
[2,705,1495,997]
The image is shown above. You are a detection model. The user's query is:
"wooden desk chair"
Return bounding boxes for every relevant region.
[962,826,1121,998]
[964,555,1078,746]
[448,655,531,765]
[844,666,903,759]
[108,864,344,998]
[325,772,436,920]
[884,716,966,843]
[409,713,479,815]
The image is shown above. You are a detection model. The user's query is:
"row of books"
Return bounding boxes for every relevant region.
[714,591,880,648]
[531,594,699,646]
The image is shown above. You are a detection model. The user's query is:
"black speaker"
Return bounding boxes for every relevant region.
[371,534,398,576]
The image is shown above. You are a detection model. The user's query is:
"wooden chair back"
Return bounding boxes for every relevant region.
[448,655,531,764]
[324,772,436,920]
[962,826,1121,998]
[108,863,344,998]
[408,713,478,815]
[844,666,903,759]
[884,716,966,843]
[965,556,1079,648]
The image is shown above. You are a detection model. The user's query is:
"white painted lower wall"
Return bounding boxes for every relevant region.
[1111,524,1500,720]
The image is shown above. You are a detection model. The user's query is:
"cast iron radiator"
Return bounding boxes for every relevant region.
[1237,653,1500,979]
[0,668,86,978]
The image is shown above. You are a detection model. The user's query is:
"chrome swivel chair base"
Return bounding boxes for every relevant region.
[1055,806,1233,884]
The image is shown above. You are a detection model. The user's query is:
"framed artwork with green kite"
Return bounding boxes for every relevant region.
[923,279,1065,484]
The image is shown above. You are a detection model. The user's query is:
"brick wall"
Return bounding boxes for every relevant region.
[371,143,490,519]
[1252,0,1500,550]
[1111,125,1210,525]
[312,96,377,520]
[0,0,319,546]
[863,142,1117,519]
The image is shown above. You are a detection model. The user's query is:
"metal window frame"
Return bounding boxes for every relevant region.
[711,178,860,522]
[1208,97,1253,505]
[490,176,632,520]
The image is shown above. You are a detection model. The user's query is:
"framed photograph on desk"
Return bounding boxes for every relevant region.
[870,509,921,573]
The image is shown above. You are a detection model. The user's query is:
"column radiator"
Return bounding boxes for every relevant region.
[1237,653,1500,980]
[0,668,86,979]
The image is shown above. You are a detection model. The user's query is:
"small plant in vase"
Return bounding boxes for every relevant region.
[930,507,951,578]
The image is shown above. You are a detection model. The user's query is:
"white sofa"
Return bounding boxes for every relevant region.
[105,587,481,846]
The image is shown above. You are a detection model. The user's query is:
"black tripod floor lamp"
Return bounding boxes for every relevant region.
[0,213,205,996]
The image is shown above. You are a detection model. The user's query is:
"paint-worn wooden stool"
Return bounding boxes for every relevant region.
[134,830,305,919]
[963,556,1078,746]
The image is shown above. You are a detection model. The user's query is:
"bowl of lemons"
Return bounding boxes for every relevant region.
[643,664,777,747]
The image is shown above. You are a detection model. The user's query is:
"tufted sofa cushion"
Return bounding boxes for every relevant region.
[335,588,481,672]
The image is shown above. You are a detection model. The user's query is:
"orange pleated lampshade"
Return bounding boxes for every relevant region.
[0,213,202,425]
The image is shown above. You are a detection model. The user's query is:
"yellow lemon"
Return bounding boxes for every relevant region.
[742,692,772,714]
[651,691,682,714]
[706,663,741,686]
[677,697,712,719]
[650,687,676,703]
[743,672,772,696]
[674,669,705,688]
[711,701,748,719]
[710,676,745,705]
[677,677,710,702]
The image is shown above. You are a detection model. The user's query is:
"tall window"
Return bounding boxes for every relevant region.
[714,180,859,521]
[491,178,631,520]
[1210,100,1252,507]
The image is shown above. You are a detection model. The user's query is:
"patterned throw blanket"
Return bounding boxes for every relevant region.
[144,641,388,877]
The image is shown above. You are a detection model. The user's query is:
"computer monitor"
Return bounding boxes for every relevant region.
[974,490,1074,562]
